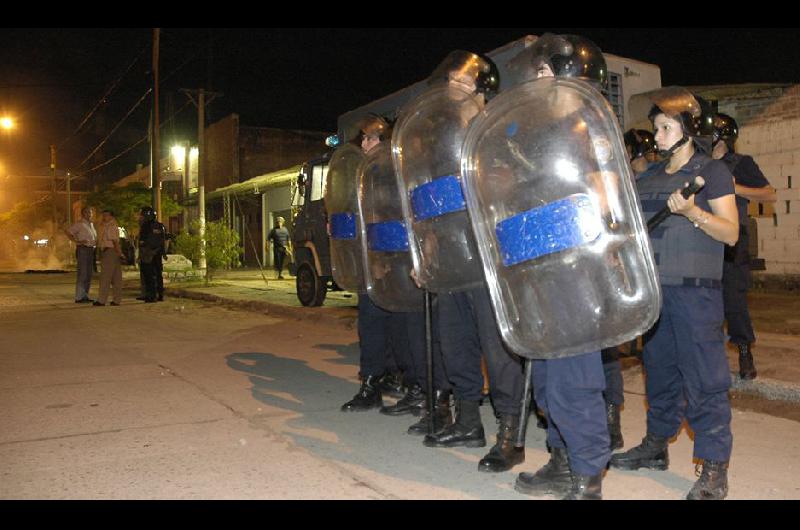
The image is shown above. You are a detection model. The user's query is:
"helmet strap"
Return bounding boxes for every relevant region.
[659,136,689,158]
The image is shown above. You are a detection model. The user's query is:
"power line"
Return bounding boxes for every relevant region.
[58,46,148,149]
[76,88,152,169]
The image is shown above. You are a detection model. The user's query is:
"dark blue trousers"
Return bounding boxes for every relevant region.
[722,260,756,345]
[533,350,610,476]
[357,294,409,378]
[643,286,733,462]
[438,287,524,415]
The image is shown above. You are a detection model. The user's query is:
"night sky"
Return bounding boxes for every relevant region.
[1,28,797,188]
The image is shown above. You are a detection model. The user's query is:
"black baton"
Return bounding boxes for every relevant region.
[516,358,534,448]
[424,290,435,435]
[647,176,705,232]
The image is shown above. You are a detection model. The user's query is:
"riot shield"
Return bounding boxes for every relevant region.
[358,142,424,312]
[460,77,661,359]
[391,84,486,293]
[324,143,366,293]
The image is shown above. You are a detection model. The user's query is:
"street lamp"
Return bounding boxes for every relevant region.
[0,117,14,130]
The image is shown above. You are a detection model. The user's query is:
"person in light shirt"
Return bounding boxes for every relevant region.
[64,206,97,303]
[93,209,124,307]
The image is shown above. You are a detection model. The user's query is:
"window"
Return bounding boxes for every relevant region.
[310,163,329,202]
[607,72,624,127]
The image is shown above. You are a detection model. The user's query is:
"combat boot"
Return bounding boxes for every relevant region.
[423,399,485,448]
[609,433,669,471]
[607,403,624,450]
[562,471,603,500]
[408,390,452,435]
[478,414,525,472]
[340,375,383,412]
[380,383,425,416]
[686,460,729,500]
[738,343,757,380]
[515,446,571,496]
[379,372,407,399]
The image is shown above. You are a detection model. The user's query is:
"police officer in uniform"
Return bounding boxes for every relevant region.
[609,88,739,500]
[712,113,776,380]
[138,206,167,304]
[507,33,613,500]
[409,53,527,474]
[625,128,658,175]
[341,115,425,413]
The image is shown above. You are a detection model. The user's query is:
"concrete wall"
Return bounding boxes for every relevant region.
[716,85,800,276]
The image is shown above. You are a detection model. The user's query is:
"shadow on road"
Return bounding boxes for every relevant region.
[225,349,531,499]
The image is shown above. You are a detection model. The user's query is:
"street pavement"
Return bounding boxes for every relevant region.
[1,271,800,499]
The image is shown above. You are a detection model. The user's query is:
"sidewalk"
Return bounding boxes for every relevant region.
[163,268,800,403]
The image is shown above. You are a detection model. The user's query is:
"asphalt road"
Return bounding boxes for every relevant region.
[1,272,799,499]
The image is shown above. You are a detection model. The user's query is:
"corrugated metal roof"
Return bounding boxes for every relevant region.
[687,83,794,100]
[203,164,302,201]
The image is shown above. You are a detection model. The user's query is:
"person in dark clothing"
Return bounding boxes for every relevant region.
[711,113,776,380]
[138,206,166,303]
[267,216,291,279]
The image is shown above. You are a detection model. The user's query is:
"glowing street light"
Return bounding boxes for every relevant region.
[0,117,14,130]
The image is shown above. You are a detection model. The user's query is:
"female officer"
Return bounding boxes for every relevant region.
[609,88,739,500]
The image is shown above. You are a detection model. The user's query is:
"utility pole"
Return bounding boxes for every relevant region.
[50,145,57,228]
[66,171,71,227]
[182,140,190,231]
[180,88,221,273]
[151,28,161,217]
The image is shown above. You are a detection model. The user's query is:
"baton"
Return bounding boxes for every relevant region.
[516,358,534,448]
[424,290,435,435]
[647,177,705,232]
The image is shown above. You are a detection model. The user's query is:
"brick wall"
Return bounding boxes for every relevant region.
[718,85,800,277]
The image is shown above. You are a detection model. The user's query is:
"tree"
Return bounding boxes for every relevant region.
[172,220,242,285]
[85,182,182,236]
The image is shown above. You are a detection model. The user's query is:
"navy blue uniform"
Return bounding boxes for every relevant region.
[533,351,610,476]
[357,294,414,379]
[637,151,735,462]
[602,346,624,407]
[720,152,770,346]
[138,220,166,301]
[438,286,524,416]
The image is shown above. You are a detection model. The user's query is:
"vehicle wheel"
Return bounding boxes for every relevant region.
[296,262,327,306]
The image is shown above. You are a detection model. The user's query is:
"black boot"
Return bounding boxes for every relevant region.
[607,403,624,450]
[737,343,757,380]
[478,414,525,472]
[609,433,669,471]
[379,372,407,399]
[380,383,425,416]
[340,375,383,412]
[423,399,485,448]
[563,471,603,500]
[686,460,729,500]
[515,446,571,496]
[408,390,452,435]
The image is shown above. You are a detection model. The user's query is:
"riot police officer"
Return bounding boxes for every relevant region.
[502,34,616,500]
[340,115,422,413]
[138,206,166,303]
[396,52,527,473]
[625,128,659,175]
[712,113,776,380]
[609,88,739,500]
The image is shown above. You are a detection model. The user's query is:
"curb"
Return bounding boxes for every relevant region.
[730,373,800,404]
[165,287,358,330]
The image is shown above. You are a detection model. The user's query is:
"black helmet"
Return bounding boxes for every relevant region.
[429,50,500,98]
[140,206,156,222]
[508,33,607,90]
[713,112,739,149]
[623,129,657,161]
[643,87,715,156]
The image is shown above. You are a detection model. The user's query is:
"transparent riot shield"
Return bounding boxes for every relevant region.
[460,77,661,359]
[391,84,486,293]
[324,143,366,293]
[358,142,424,312]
